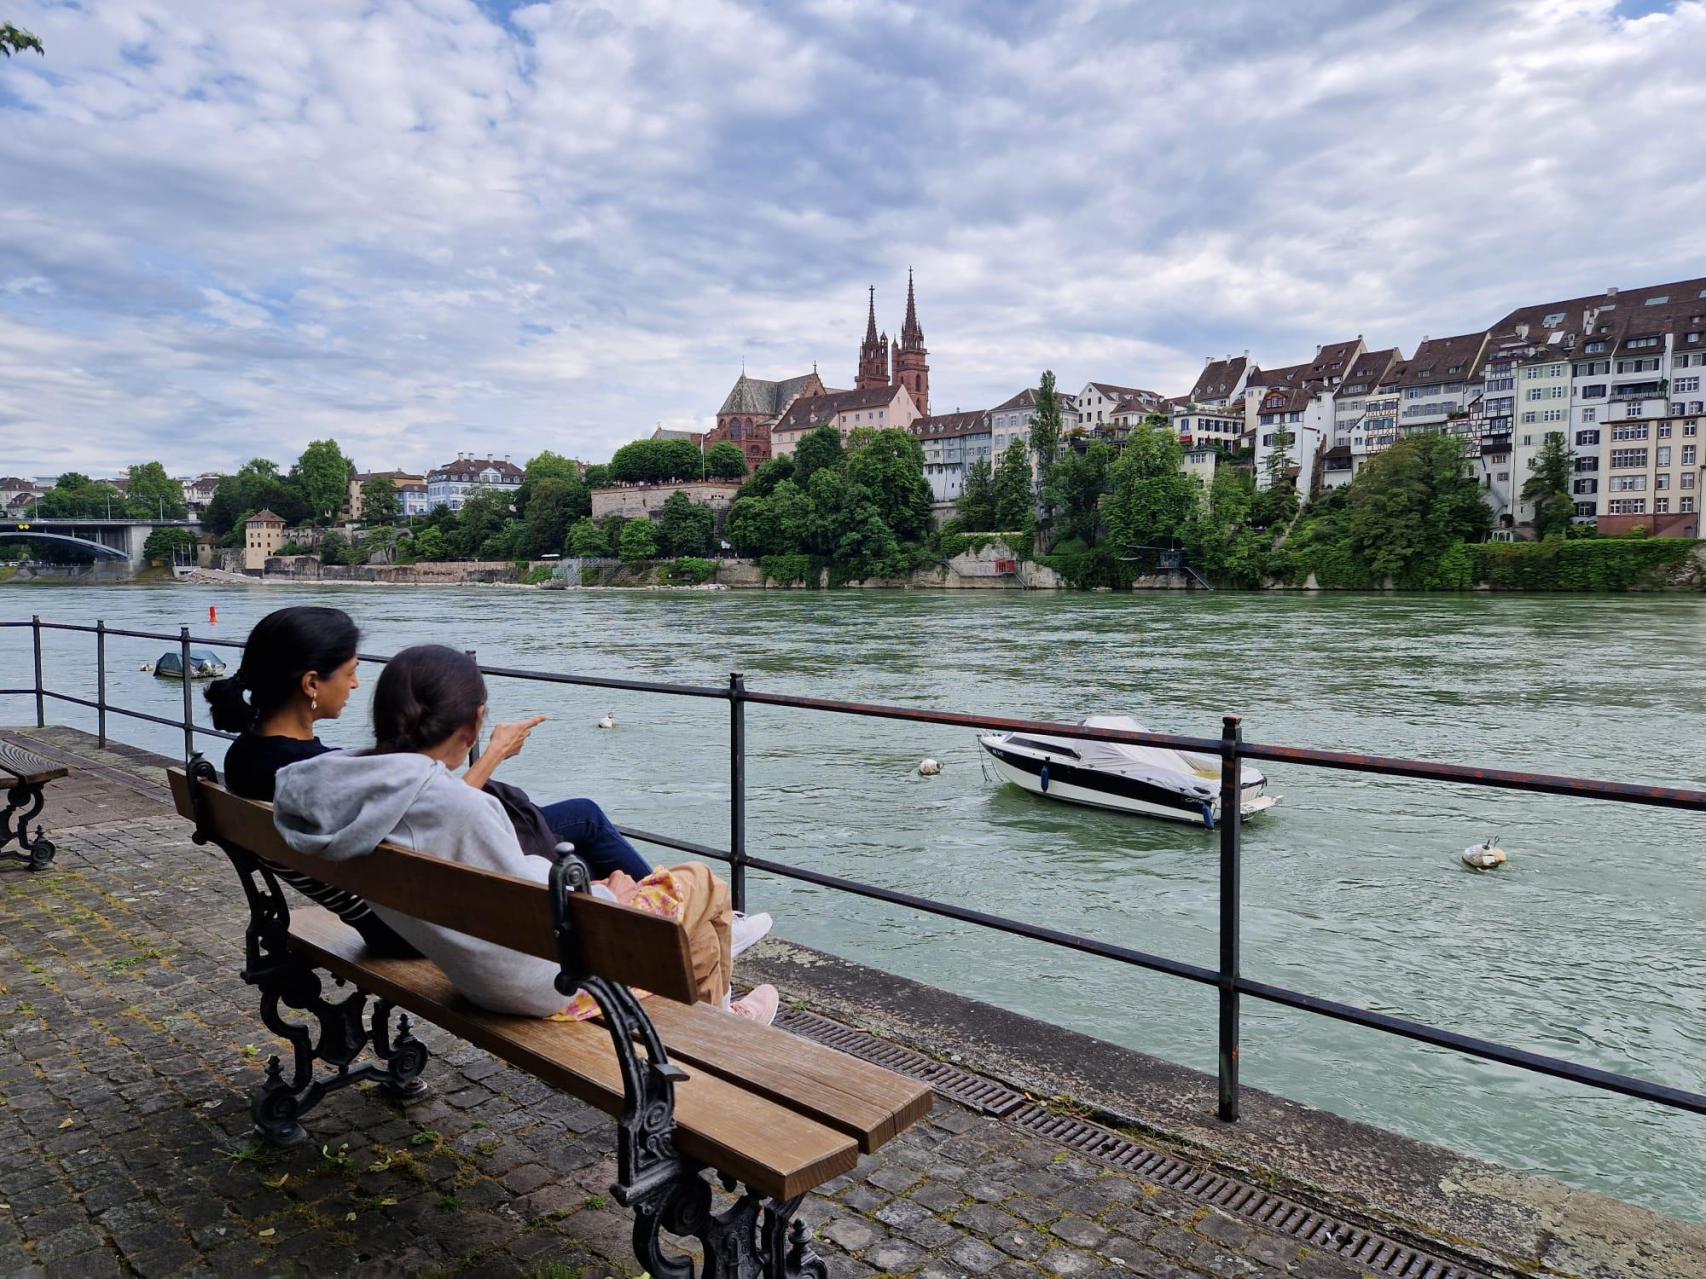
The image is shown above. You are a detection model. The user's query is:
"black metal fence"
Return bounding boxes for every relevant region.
[5,613,1705,1124]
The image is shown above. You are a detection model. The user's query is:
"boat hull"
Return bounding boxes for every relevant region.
[980,738,1273,827]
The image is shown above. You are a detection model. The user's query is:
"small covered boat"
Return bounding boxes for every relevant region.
[152,649,227,680]
[979,714,1277,828]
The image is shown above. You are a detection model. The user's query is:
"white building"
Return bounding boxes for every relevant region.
[910,410,992,502]
[425,455,524,513]
[990,386,1080,477]
[1074,382,1162,436]
[769,383,920,459]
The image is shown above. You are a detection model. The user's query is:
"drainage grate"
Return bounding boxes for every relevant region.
[776,1006,1494,1279]
[1008,1102,1487,1279]
[774,1009,1025,1116]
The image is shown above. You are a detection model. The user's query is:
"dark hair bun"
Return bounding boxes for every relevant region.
[372,646,487,754]
[204,676,255,732]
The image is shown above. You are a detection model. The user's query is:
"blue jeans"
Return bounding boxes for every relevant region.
[538,798,652,880]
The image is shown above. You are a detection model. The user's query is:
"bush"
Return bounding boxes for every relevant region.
[665,557,718,585]
[1469,538,1696,591]
[619,518,658,562]
[522,564,555,585]
[759,553,817,586]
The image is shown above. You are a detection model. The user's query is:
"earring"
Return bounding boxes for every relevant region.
[310,697,318,711]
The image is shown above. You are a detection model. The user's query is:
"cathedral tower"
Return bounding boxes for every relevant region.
[855,287,891,390]
[891,269,929,416]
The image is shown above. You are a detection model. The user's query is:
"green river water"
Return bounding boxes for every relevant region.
[4,582,1703,1224]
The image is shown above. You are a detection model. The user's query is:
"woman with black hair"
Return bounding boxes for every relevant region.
[270,645,777,1023]
[206,605,420,956]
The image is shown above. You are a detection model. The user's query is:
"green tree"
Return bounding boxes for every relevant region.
[619,517,658,561]
[1029,371,1064,533]
[992,439,1033,531]
[359,526,400,562]
[141,527,196,565]
[318,531,354,566]
[516,451,587,518]
[567,518,611,558]
[704,442,748,480]
[361,475,401,525]
[36,473,121,518]
[792,425,844,485]
[1,23,43,56]
[657,491,715,557]
[843,428,932,543]
[738,455,795,499]
[1347,433,1490,587]
[412,526,448,561]
[582,464,611,489]
[1258,427,1299,526]
[450,487,516,560]
[124,462,188,520]
[292,439,352,521]
[955,456,996,532]
[725,496,779,557]
[609,438,703,484]
[1520,432,1575,539]
[807,468,899,576]
[519,478,582,557]
[1103,424,1197,554]
[1045,441,1114,545]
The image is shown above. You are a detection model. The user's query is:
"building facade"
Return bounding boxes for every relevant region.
[770,384,920,458]
[990,386,1080,477]
[425,456,524,513]
[243,510,286,572]
[1075,382,1162,435]
[703,370,826,471]
[911,410,992,502]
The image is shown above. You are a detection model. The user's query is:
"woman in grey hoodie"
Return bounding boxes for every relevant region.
[272,645,778,1024]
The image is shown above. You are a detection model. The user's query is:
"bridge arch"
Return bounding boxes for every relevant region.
[0,531,131,561]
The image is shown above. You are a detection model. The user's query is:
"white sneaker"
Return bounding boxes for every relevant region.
[731,911,773,957]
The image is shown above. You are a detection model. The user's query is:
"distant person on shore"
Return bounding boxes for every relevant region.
[269,644,778,1023]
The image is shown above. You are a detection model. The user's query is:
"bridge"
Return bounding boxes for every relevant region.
[0,518,203,564]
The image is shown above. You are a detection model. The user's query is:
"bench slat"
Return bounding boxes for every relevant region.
[626,1000,934,1154]
[0,740,69,786]
[168,767,699,1005]
[290,908,858,1201]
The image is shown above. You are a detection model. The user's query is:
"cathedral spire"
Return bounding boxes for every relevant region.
[891,269,929,415]
[864,286,879,344]
[900,267,923,349]
[856,284,891,390]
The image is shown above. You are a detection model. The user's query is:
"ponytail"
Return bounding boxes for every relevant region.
[371,645,486,754]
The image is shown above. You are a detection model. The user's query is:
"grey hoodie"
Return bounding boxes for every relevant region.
[271,750,565,1017]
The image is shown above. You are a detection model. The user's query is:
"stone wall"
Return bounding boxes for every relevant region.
[589,480,743,520]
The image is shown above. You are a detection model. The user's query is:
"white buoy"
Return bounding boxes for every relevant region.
[1462,837,1507,870]
[597,713,616,729]
[140,663,153,673]
[918,758,941,776]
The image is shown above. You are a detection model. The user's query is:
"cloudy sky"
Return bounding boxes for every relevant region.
[1,0,1703,479]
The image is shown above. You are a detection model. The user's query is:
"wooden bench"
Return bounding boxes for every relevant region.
[169,759,932,1279]
[1,739,69,871]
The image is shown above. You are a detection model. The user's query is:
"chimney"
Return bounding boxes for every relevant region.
[1607,286,1619,300]
[1205,356,1213,365]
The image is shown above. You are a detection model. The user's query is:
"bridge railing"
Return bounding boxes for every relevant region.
[4,612,1705,1127]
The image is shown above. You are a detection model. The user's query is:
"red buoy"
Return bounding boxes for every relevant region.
[209,606,218,624]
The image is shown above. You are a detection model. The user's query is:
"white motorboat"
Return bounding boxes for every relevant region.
[978,714,1278,828]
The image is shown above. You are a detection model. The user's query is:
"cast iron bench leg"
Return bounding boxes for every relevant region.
[1,781,56,871]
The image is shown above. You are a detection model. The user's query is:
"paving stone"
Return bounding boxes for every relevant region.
[1242,1231,1303,1268]
[864,1236,926,1272]
[1038,1246,1098,1276]
[910,1181,967,1213]
[822,1216,879,1252]
[1050,1216,1107,1249]
[865,1164,920,1195]
[949,1235,1008,1274]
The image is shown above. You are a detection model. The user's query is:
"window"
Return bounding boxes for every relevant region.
[1657,446,1672,465]
[1584,341,1607,354]
[1581,408,1596,422]
[1625,403,1644,418]
[1521,434,1533,446]
[1685,473,1697,490]
[1616,358,1661,373]
[1672,403,1688,418]
[1521,412,1537,424]
[1609,476,1647,492]
[1607,499,1646,514]
[1580,384,1607,398]
[1688,423,1701,437]
[1575,501,1597,517]
[1656,498,1670,513]
[1657,474,1672,490]
[1543,312,1565,326]
[1684,496,1697,512]
[1658,423,1673,438]
[1573,478,1598,495]
[1609,448,1648,467]
[1677,377,1700,393]
[1496,471,1509,482]
[1543,409,1566,422]
[1627,336,1661,349]
[1574,457,1599,473]
[1684,445,1698,465]
[1576,360,1610,375]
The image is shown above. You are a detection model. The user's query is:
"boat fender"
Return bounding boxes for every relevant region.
[1202,803,1215,831]
[1039,762,1050,793]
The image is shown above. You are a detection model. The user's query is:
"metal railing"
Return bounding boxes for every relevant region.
[5,613,1705,1124]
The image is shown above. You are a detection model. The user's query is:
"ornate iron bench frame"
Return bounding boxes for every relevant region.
[184,756,827,1279]
[0,745,64,872]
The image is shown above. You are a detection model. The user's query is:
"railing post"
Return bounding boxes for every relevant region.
[30,615,44,727]
[1217,713,1243,1123]
[729,672,747,914]
[95,620,108,748]
[465,649,479,767]
[179,625,195,763]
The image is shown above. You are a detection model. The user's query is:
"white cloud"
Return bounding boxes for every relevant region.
[1,0,1703,477]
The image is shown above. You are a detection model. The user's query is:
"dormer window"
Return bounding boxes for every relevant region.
[1585,340,1607,353]
[1543,312,1565,327]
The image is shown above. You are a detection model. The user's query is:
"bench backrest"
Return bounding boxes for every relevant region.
[167,766,701,1004]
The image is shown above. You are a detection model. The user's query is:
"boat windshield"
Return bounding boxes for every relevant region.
[1005,736,1080,759]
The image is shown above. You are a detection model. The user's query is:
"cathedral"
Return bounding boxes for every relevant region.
[855,270,930,417]
[704,272,931,467]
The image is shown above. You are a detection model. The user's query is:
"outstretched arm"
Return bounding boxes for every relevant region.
[464,715,547,790]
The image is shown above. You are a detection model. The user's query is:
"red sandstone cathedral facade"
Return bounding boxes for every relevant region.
[703,274,931,467]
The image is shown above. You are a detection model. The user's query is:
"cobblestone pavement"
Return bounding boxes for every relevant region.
[0,740,1407,1278]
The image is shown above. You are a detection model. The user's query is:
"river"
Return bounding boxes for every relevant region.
[4,581,1703,1224]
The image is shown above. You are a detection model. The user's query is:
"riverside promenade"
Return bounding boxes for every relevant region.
[0,726,1700,1279]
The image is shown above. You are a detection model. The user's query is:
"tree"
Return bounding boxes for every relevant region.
[516,451,586,519]
[1520,432,1575,539]
[657,492,715,557]
[582,464,611,489]
[411,526,448,561]
[792,425,843,485]
[992,439,1033,532]
[1046,441,1114,545]
[1103,424,1197,554]
[725,496,780,557]
[807,468,899,576]
[36,473,121,518]
[609,438,703,484]
[704,442,748,480]
[318,531,352,566]
[519,478,582,558]
[141,527,196,565]
[292,439,352,521]
[955,456,996,532]
[1029,371,1064,533]
[1257,427,1300,527]
[1,23,43,56]
[449,487,515,560]
[124,462,188,520]
[842,428,932,543]
[567,518,610,558]
[205,457,306,534]
[361,476,401,525]
[1347,433,1490,587]
[619,517,658,561]
[738,455,795,500]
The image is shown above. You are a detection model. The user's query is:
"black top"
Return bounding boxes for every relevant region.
[223,734,332,801]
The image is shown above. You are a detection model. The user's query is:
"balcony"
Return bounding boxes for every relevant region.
[1611,380,1666,399]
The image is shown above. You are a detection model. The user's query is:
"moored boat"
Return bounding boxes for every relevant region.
[978,714,1277,828]
[152,649,228,680]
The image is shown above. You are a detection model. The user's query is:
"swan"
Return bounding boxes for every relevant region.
[597,713,616,730]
